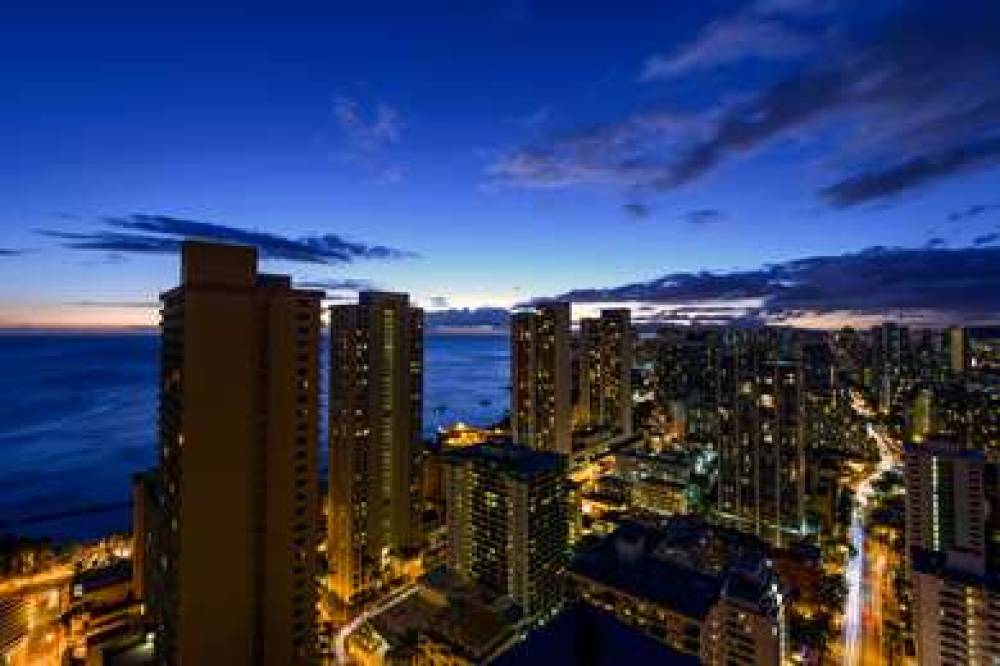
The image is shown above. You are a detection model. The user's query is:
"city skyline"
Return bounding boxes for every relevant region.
[6,3,1000,664]
[3,1,1000,329]
[3,243,999,663]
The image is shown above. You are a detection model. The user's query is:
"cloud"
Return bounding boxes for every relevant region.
[947,203,1000,223]
[666,2,1000,195]
[491,2,1000,208]
[973,233,999,247]
[0,248,26,256]
[333,96,405,183]
[518,107,551,133]
[297,278,374,292]
[683,209,725,225]
[923,237,947,249]
[821,136,1000,207]
[550,244,1000,322]
[334,96,402,150]
[424,307,510,329]
[641,14,815,81]
[428,296,450,308]
[40,214,415,265]
[486,110,708,190]
[624,202,652,219]
[640,0,841,81]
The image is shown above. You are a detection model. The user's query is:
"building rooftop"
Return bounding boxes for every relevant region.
[73,559,132,594]
[440,441,566,477]
[492,603,700,666]
[352,567,515,663]
[570,522,723,620]
[571,517,780,619]
[903,439,985,459]
[911,548,1000,589]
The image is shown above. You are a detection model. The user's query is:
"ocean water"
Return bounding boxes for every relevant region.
[0,331,509,541]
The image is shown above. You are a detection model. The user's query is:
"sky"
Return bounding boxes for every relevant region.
[1,0,999,328]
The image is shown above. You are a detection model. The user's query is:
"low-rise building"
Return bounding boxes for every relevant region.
[567,520,785,665]
[346,568,515,666]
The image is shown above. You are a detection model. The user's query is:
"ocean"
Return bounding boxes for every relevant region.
[0,331,509,541]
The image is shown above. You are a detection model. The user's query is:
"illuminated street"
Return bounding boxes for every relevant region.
[0,565,73,598]
[843,417,898,665]
[332,583,418,665]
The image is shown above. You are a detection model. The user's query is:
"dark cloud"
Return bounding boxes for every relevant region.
[490,2,1000,208]
[683,209,726,225]
[552,244,1000,321]
[629,303,772,328]
[624,202,652,219]
[667,2,1000,196]
[947,203,1000,223]
[923,237,947,249]
[973,233,999,247]
[486,110,708,190]
[0,248,26,256]
[821,136,1000,207]
[40,214,415,265]
[40,229,179,254]
[424,307,510,329]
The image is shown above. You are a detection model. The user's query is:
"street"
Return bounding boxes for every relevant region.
[842,414,898,665]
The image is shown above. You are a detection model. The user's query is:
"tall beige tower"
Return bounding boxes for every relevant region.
[511,302,571,454]
[579,308,633,435]
[328,292,423,606]
[150,241,321,664]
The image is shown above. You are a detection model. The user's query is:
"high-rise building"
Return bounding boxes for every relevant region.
[328,292,423,606]
[147,241,321,664]
[905,440,1000,664]
[872,322,913,412]
[905,440,988,574]
[909,379,1000,453]
[511,302,571,454]
[653,327,722,444]
[442,442,569,623]
[578,308,633,435]
[949,326,967,374]
[717,330,805,546]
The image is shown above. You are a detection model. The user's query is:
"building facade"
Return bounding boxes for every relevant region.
[511,302,571,454]
[578,308,633,435]
[568,522,785,665]
[147,241,321,664]
[328,292,423,606]
[653,327,722,444]
[717,330,806,546]
[905,440,1000,664]
[442,442,569,623]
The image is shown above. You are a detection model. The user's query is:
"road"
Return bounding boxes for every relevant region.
[842,415,897,665]
[332,583,418,665]
[0,565,73,598]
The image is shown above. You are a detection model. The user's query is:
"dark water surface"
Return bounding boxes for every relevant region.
[0,331,508,540]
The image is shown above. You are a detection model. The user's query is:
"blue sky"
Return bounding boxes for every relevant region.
[1,1,999,327]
